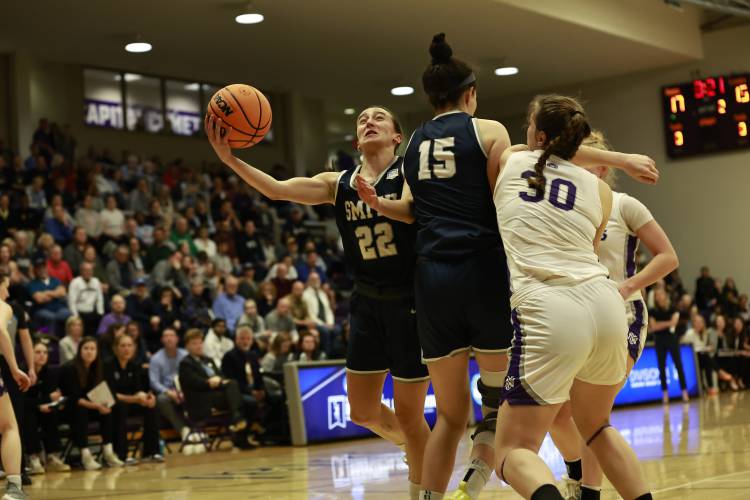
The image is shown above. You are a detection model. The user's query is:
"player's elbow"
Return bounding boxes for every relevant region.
[664,251,679,273]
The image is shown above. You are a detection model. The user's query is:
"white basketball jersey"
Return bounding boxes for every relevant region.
[598,192,653,301]
[494,150,608,307]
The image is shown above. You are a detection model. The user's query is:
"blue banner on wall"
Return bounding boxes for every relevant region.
[298,365,436,443]
[615,344,699,405]
[468,345,698,419]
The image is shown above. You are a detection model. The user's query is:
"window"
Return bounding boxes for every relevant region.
[166,80,202,136]
[124,74,163,133]
[83,69,124,129]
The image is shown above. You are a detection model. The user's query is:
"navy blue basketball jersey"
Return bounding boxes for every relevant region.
[403,111,502,259]
[334,158,417,297]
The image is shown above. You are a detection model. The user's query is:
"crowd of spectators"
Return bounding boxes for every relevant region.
[647,266,750,397]
[2,119,750,476]
[0,119,351,474]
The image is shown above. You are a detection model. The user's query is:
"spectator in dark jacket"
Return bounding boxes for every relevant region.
[178,329,253,449]
[104,333,161,462]
[221,325,283,434]
[181,279,212,330]
[105,245,136,295]
[24,341,71,473]
[58,337,122,470]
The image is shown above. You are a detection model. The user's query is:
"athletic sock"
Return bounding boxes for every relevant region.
[634,494,653,500]
[581,485,601,500]
[7,474,22,488]
[409,481,420,500]
[564,459,582,481]
[420,490,444,500]
[530,483,564,500]
[462,458,492,499]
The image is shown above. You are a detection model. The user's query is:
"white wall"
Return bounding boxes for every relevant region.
[481,24,750,292]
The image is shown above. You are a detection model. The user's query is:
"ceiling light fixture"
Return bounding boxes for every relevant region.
[391,86,414,96]
[344,108,356,115]
[235,13,264,24]
[125,42,152,53]
[184,83,200,91]
[494,66,519,76]
[236,3,264,24]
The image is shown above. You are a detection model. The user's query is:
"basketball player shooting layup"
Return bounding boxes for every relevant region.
[206,109,431,499]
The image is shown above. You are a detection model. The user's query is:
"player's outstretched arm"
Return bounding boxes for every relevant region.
[206,114,338,205]
[574,146,659,185]
[355,175,415,224]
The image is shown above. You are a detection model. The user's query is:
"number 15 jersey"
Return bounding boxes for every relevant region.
[494,150,608,307]
[334,157,417,296]
[403,111,502,259]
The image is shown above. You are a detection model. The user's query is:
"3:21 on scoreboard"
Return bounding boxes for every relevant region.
[662,74,749,158]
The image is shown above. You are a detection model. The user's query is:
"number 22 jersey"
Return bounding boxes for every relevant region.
[334,157,417,297]
[494,150,608,306]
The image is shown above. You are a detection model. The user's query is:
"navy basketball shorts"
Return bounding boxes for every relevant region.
[346,292,429,382]
[415,246,513,362]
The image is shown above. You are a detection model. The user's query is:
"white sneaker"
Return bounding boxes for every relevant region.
[28,456,45,475]
[103,452,124,468]
[46,455,71,473]
[82,454,102,471]
[193,444,207,454]
[181,444,195,456]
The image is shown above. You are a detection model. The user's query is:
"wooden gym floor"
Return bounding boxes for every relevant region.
[28,391,750,499]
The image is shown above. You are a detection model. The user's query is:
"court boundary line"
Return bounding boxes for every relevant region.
[651,469,750,494]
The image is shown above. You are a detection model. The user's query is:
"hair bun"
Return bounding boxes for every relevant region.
[429,33,453,65]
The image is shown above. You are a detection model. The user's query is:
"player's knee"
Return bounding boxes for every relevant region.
[573,414,609,442]
[437,404,469,430]
[393,403,424,430]
[0,415,16,434]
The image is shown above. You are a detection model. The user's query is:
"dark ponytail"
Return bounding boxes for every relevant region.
[527,95,591,193]
[422,33,476,109]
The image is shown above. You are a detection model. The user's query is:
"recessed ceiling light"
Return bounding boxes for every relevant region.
[344,134,354,141]
[235,13,264,24]
[391,86,414,96]
[344,108,356,115]
[125,42,152,53]
[114,73,143,83]
[494,66,519,76]
[184,83,200,91]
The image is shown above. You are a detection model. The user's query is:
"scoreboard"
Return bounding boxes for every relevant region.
[662,74,750,158]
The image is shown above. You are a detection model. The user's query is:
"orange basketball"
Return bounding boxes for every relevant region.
[207,84,272,149]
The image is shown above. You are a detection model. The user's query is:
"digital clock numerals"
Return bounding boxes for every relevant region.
[674,131,684,146]
[736,84,749,104]
[670,94,685,113]
[693,77,726,99]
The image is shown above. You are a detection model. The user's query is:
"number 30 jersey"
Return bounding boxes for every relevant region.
[494,150,608,306]
[403,111,502,259]
[334,157,417,297]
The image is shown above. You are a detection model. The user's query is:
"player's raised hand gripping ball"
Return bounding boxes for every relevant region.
[206,84,272,149]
